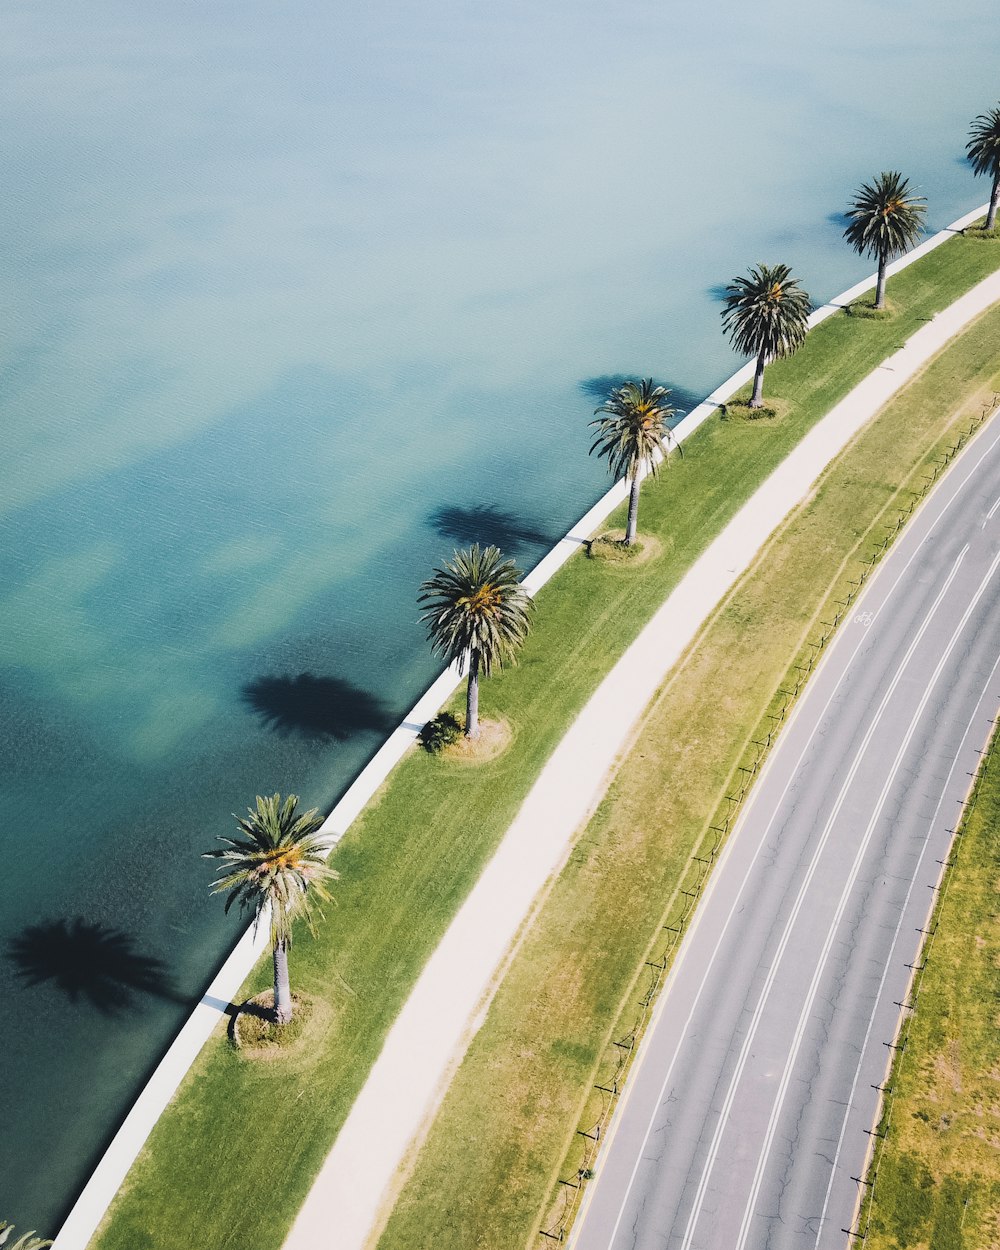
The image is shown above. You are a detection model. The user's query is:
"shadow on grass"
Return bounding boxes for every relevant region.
[8,918,186,1014]
[242,672,396,741]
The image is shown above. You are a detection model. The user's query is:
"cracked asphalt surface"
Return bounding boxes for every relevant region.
[571,416,1000,1250]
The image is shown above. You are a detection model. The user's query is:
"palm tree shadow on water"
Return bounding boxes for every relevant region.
[242,672,398,742]
[8,918,187,1015]
[427,504,558,557]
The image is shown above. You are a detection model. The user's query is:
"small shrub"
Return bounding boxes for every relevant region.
[419,711,463,753]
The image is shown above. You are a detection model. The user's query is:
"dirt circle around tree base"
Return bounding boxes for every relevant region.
[440,716,513,764]
[229,990,330,1061]
[720,397,790,425]
[587,530,664,567]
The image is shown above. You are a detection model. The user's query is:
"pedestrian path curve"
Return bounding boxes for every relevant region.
[283,264,1000,1250]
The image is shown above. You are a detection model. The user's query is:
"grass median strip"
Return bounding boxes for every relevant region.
[91,235,1000,1250]
[375,303,1000,1249]
[860,730,1000,1250]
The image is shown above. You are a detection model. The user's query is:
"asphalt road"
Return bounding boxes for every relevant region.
[572,415,1000,1250]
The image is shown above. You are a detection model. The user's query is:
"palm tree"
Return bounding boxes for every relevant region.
[843,171,926,309]
[0,1222,52,1250]
[204,793,337,1025]
[419,544,533,740]
[721,264,811,408]
[967,104,1000,231]
[589,379,679,545]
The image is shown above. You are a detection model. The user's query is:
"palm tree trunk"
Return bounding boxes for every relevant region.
[273,939,293,1024]
[875,254,888,309]
[988,170,1000,231]
[465,648,480,739]
[750,346,766,408]
[625,473,640,545]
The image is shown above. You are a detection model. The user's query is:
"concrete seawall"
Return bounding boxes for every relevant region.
[51,200,990,1250]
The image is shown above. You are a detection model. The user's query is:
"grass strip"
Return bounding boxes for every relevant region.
[91,235,1000,1250]
[858,734,1000,1250]
[375,304,1000,1249]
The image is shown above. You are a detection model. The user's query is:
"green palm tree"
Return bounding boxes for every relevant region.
[966,104,1000,231]
[843,171,926,309]
[0,1222,52,1250]
[419,544,533,740]
[589,379,679,545]
[205,793,337,1025]
[721,263,811,408]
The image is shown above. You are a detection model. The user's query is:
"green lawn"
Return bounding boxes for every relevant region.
[860,731,1000,1250]
[92,234,1000,1250]
[376,307,1000,1248]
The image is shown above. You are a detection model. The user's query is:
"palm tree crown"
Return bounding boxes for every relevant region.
[419,545,532,676]
[966,104,1000,230]
[419,545,533,738]
[589,379,678,544]
[843,171,926,308]
[590,378,676,484]
[721,264,811,407]
[205,793,337,949]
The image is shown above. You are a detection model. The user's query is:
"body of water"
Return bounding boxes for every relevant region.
[2,0,998,1232]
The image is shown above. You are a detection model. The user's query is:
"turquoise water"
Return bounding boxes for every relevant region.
[2,0,998,1232]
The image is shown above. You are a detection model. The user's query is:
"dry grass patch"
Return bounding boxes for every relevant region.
[720,396,790,423]
[586,531,664,566]
[862,735,1000,1250]
[440,717,513,764]
[229,991,330,1060]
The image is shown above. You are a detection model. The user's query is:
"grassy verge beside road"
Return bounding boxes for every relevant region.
[377,304,1000,1249]
[859,731,1000,1250]
[91,236,1000,1250]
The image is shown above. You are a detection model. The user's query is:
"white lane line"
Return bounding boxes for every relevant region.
[983,493,1000,527]
[813,646,1000,1248]
[592,420,1000,1250]
[677,547,969,1250]
[733,543,1000,1250]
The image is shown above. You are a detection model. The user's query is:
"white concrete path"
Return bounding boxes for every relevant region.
[283,265,1000,1248]
[50,204,989,1250]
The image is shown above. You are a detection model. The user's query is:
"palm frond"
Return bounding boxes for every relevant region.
[966,105,1000,180]
[588,378,678,485]
[0,1223,52,1250]
[842,170,926,263]
[720,263,811,363]
[203,793,338,947]
[418,544,534,675]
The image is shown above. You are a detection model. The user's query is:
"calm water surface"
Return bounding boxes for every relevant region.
[2,0,998,1231]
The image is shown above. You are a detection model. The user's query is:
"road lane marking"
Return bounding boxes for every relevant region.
[813,648,1000,1248]
[581,417,1000,1250]
[733,543,1000,1250]
[679,547,968,1250]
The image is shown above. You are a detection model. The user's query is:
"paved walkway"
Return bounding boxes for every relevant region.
[283,267,1000,1250]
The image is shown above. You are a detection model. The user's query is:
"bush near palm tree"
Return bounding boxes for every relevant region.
[589,379,679,546]
[0,1222,51,1250]
[843,171,927,309]
[205,793,337,1025]
[419,544,533,741]
[967,104,1000,231]
[721,263,811,408]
